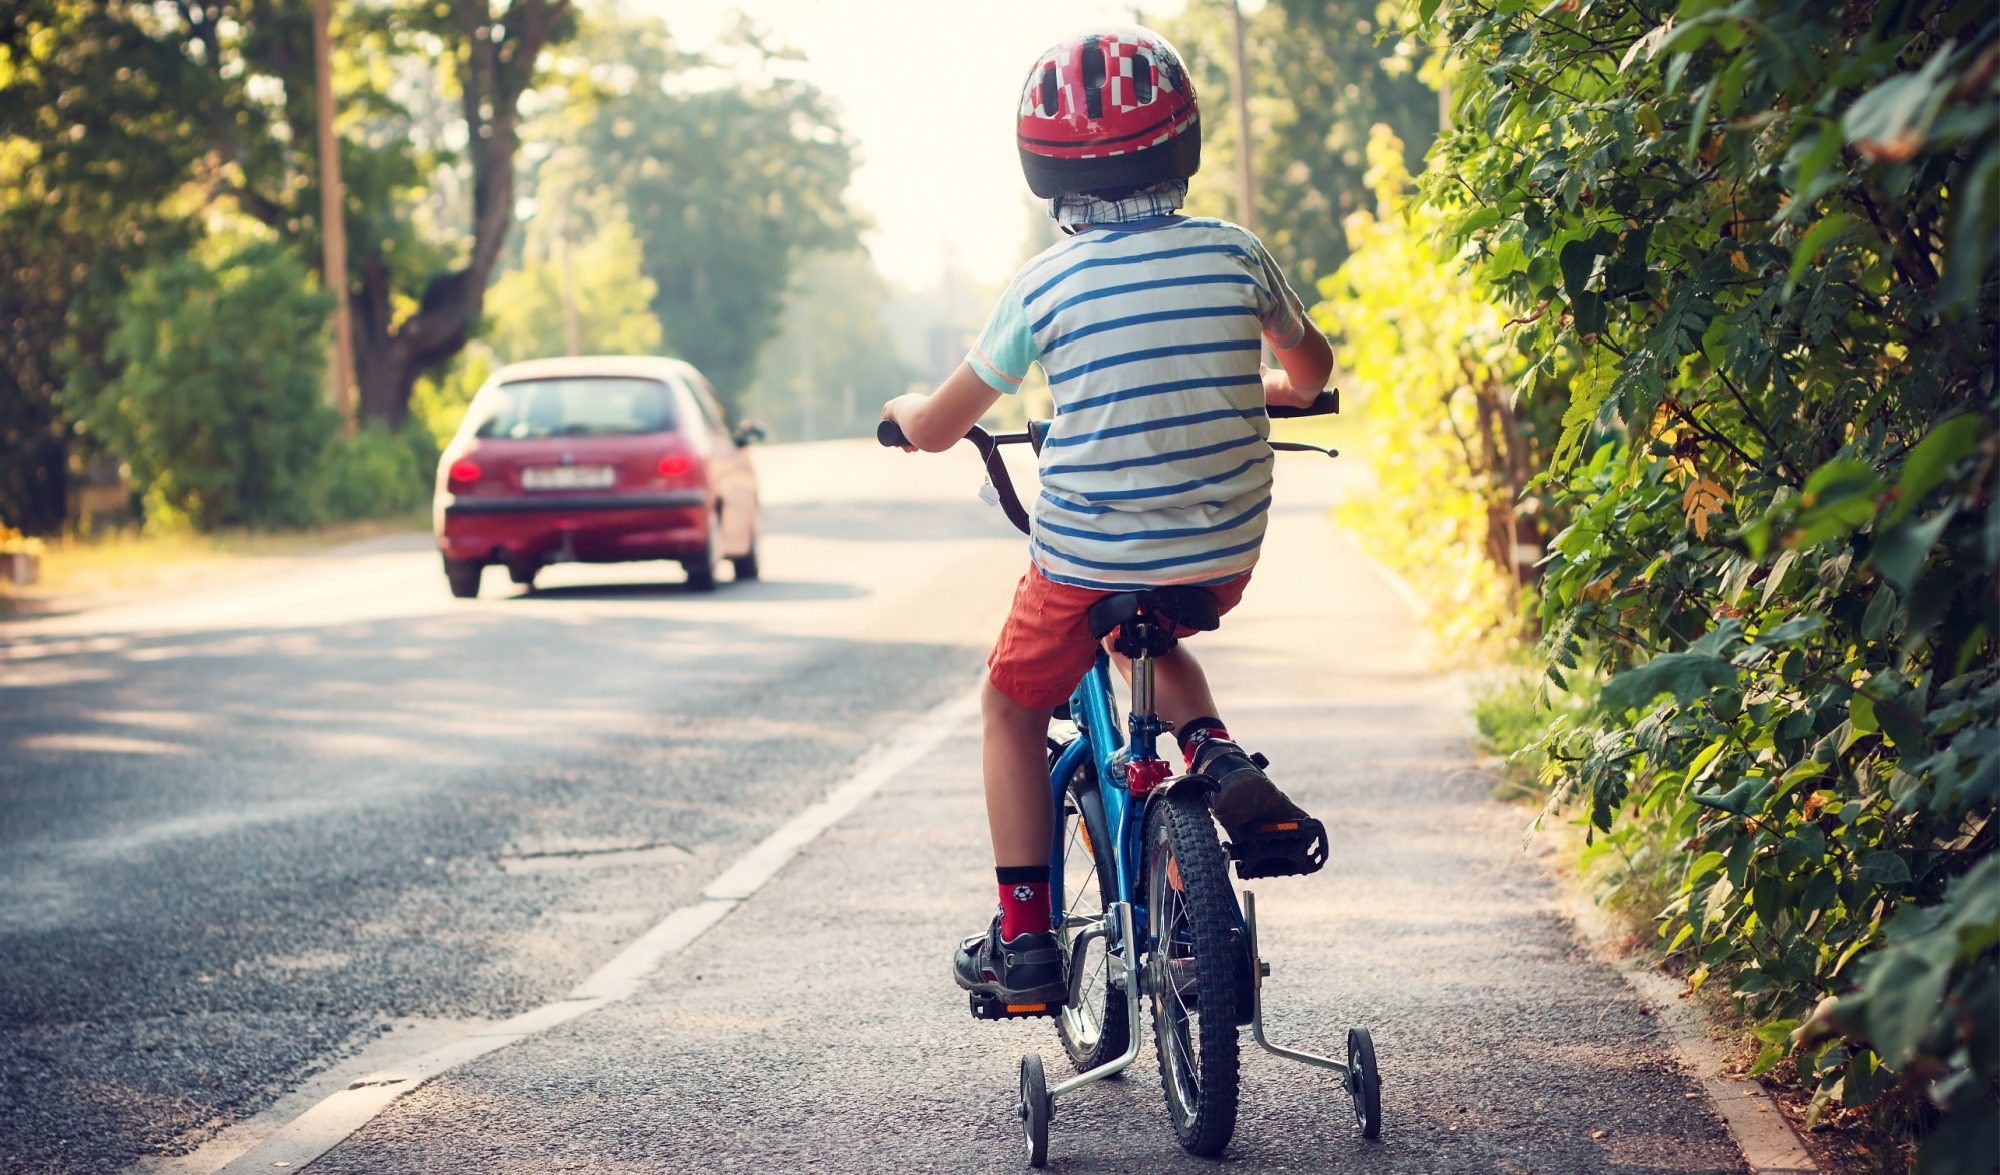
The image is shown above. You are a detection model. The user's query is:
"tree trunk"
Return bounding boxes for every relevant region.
[311,0,569,427]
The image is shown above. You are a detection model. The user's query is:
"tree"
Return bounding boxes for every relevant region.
[1161,0,1439,291]
[483,202,663,364]
[0,1,209,531]
[742,250,918,441]
[1,0,578,428]
[64,238,335,530]
[546,17,863,406]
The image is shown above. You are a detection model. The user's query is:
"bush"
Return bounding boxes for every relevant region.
[1422,0,1998,1161]
[311,425,435,523]
[1315,126,1564,657]
[65,239,335,530]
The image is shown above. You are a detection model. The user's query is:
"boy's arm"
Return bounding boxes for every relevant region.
[1262,324,1334,410]
[881,362,1002,453]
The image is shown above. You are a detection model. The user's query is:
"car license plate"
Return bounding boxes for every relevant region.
[522,465,615,490]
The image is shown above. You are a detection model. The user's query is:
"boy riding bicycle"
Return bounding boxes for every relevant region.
[881,27,1335,1007]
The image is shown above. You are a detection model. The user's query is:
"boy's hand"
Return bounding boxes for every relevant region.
[880,364,1003,453]
[1264,321,1334,409]
[880,394,922,452]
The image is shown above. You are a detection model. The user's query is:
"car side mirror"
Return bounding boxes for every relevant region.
[732,420,767,446]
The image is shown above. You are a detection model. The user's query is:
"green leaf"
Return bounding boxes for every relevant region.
[1748,1043,1786,1075]
[1753,1019,1801,1045]
[1853,943,1951,1067]
[1785,213,1855,294]
[1687,849,1728,885]
[1780,458,1884,549]
[1890,414,1986,522]
[1601,649,1736,712]
[1687,76,1719,156]
[1842,50,1955,162]
[1460,206,1504,235]
[1861,586,1897,640]
[1756,614,1824,645]
[1693,776,1772,817]
[1760,549,1799,608]
[1858,850,1911,885]
[1871,507,1957,596]
[1849,693,1879,734]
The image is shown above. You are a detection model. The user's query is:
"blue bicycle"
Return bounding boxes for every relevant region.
[879,393,1382,1167]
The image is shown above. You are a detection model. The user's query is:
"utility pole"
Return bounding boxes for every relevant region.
[555,194,581,357]
[1228,0,1257,234]
[313,0,356,434]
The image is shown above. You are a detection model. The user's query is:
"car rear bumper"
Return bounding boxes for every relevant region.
[441,491,705,515]
[436,491,710,564]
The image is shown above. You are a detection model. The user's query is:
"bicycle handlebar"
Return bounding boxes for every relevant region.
[877,419,1035,534]
[1267,389,1339,418]
[878,390,1339,538]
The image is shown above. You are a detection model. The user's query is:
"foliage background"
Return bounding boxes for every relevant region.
[1362,1,2000,1168]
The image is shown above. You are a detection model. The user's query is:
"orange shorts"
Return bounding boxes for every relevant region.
[987,565,1251,710]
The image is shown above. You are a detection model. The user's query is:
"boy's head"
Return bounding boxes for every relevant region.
[1015,28,1201,201]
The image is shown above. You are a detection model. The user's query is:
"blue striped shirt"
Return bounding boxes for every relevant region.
[966,216,1308,589]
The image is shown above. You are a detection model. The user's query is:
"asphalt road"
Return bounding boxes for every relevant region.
[1,439,1748,1174]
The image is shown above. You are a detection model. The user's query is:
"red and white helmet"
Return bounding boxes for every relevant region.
[1016,27,1201,200]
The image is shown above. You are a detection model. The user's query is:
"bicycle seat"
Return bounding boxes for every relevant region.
[1086,587,1221,642]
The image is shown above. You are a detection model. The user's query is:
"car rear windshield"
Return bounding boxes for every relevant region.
[469,377,678,439]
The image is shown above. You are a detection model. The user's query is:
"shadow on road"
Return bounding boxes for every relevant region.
[0,600,987,1175]
[513,577,864,604]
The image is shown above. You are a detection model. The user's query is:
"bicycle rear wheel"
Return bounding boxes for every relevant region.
[1144,791,1242,1156]
[1056,763,1130,1071]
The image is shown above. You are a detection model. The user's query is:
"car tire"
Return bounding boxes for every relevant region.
[683,515,720,593]
[444,557,484,599]
[507,562,539,591]
[730,534,760,582]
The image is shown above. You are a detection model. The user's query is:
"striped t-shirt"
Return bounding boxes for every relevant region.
[967,215,1309,590]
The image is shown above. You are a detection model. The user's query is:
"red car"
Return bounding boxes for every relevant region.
[433,356,763,597]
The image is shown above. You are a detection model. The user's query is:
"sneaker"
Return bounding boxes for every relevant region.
[1191,738,1311,832]
[1192,740,1330,879]
[952,915,1067,1004]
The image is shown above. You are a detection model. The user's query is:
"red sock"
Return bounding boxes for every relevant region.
[995,866,1051,939]
[1177,717,1230,768]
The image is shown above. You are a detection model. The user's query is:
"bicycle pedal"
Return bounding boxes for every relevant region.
[969,992,1062,1021]
[1226,817,1329,880]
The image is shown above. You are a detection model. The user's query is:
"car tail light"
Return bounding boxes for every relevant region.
[447,458,481,488]
[658,455,693,478]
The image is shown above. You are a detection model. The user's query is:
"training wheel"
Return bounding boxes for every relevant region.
[1019,1052,1051,1167]
[1346,1027,1382,1139]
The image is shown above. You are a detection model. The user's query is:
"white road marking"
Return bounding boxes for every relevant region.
[212,683,982,1175]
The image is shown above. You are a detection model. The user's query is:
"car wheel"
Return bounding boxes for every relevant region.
[444,557,484,599]
[683,514,721,592]
[507,562,539,591]
[730,533,760,581]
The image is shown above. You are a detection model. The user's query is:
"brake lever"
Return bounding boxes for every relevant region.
[1270,441,1339,458]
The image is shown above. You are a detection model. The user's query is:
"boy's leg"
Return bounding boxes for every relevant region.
[955,569,1099,1004]
[981,678,1055,868]
[1122,639,1318,843]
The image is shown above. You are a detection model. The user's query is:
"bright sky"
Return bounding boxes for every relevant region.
[636,0,1196,291]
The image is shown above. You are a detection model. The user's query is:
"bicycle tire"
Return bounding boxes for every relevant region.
[1144,791,1242,1157]
[1056,765,1130,1071]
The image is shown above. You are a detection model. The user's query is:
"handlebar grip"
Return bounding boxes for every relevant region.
[1268,389,1340,418]
[876,419,910,448]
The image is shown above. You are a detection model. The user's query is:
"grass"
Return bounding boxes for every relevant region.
[0,512,426,609]
[1471,669,1554,802]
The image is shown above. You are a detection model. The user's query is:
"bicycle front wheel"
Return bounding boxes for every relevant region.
[1144,791,1242,1156]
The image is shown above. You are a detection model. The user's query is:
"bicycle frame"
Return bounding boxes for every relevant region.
[1047,652,1141,919]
